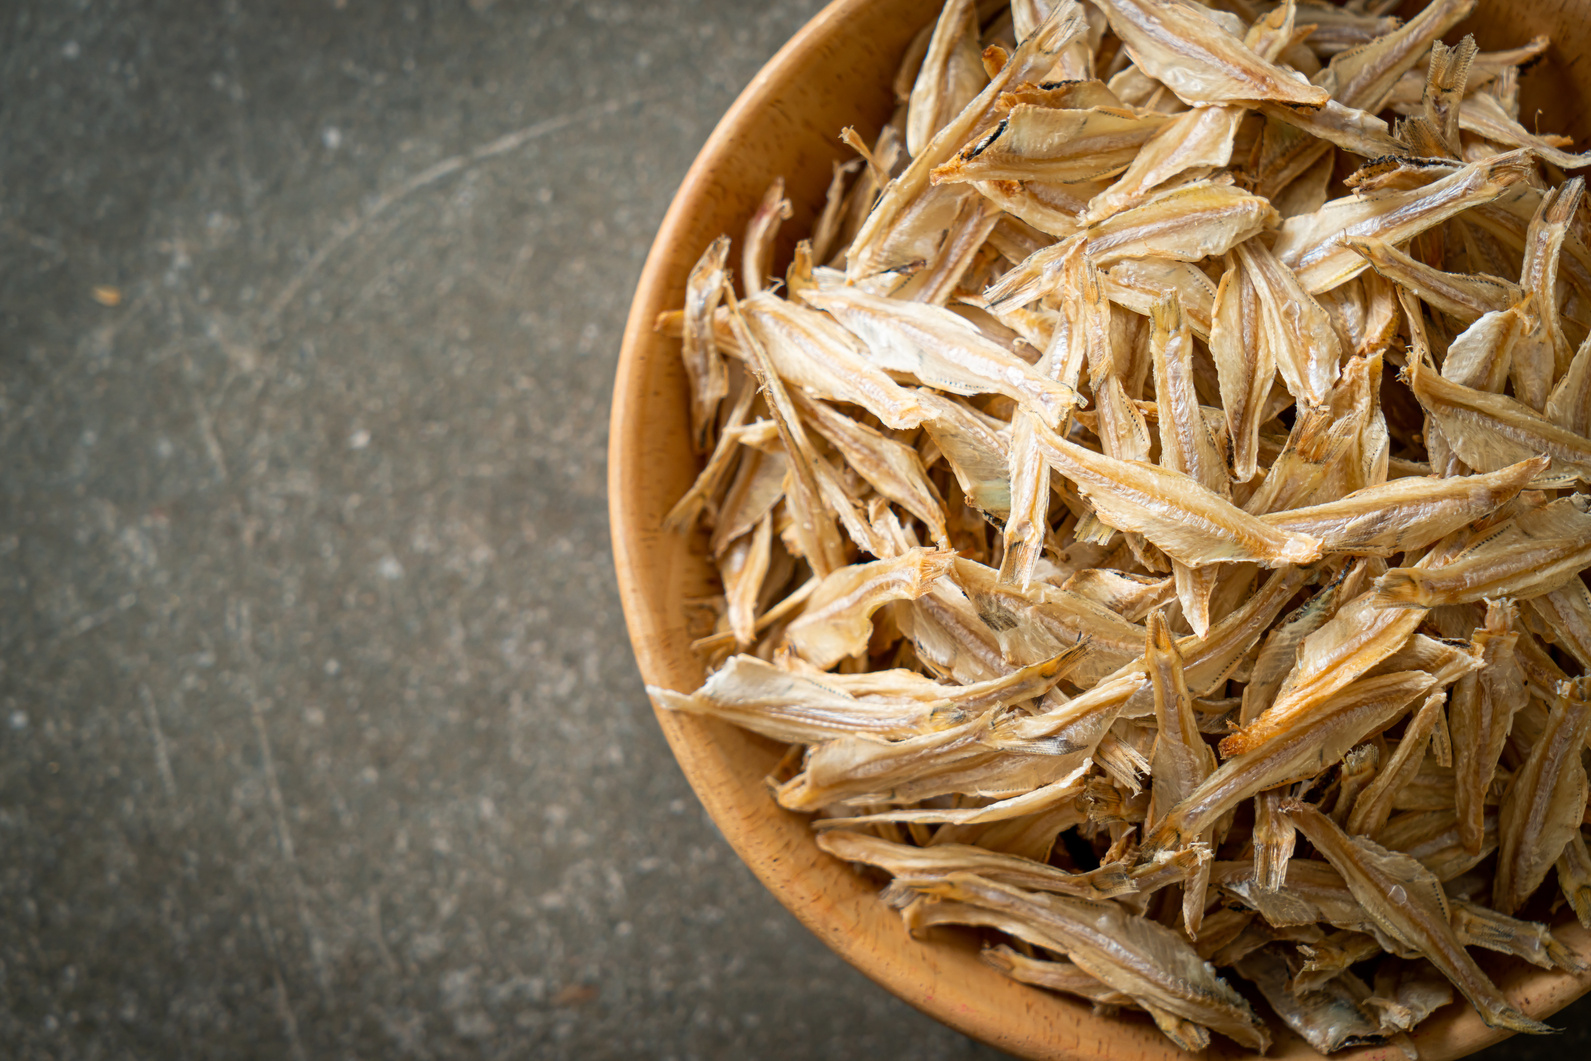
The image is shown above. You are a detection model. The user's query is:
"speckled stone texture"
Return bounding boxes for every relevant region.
[0,1,1587,1059]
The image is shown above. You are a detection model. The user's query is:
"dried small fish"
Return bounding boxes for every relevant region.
[1085,181,1279,267]
[907,873,1272,1049]
[1408,351,1591,483]
[1152,294,1228,632]
[802,287,1079,425]
[1374,495,1591,608]
[1495,678,1591,914]
[1092,0,1328,107]
[1275,150,1535,294]
[934,105,1170,186]
[1234,947,1385,1054]
[787,549,955,668]
[1258,456,1546,556]
[905,0,985,158]
[1283,799,1552,1034]
[1083,105,1245,224]
[680,236,731,451]
[818,830,1131,899]
[1209,259,1274,483]
[1347,234,1522,324]
[1452,599,1524,855]
[1034,423,1322,569]
[981,944,1135,1007]
[1450,898,1586,971]
[1144,611,1216,934]
[655,0,1591,1048]
[1143,671,1435,857]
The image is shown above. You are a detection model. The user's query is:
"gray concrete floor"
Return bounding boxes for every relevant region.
[0,1,1587,1058]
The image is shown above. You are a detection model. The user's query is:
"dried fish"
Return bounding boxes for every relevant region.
[1347,234,1522,324]
[680,236,731,451]
[1374,495,1591,608]
[788,549,955,668]
[1274,150,1535,294]
[802,287,1079,425]
[1092,0,1328,107]
[655,0,1591,1048]
[1258,456,1546,556]
[1283,799,1552,1033]
[1494,677,1591,914]
[818,830,1131,899]
[905,0,985,158]
[1034,423,1323,569]
[906,873,1272,1049]
[1234,946,1385,1054]
[981,944,1135,1007]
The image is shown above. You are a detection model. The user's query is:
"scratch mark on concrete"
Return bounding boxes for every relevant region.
[139,684,178,801]
[239,600,333,1001]
[191,387,230,482]
[248,880,310,1061]
[261,92,648,327]
[368,891,402,977]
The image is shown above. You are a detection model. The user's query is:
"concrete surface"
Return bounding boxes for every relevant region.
[0,1,1585,1059]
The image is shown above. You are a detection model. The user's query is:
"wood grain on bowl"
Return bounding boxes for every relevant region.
[609,2,1591,1058]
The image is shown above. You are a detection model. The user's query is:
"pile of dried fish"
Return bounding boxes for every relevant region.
[651,0,1591,1051]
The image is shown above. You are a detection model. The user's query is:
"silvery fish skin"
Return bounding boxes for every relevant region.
[1283,799,1552,1034]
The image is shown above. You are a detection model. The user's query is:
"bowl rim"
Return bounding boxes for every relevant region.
[607,1,1591,1057]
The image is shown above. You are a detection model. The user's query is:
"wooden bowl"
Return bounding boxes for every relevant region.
[608,1,1591,1057]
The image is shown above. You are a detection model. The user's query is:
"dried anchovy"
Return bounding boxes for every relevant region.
[651,0,1591,1051]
